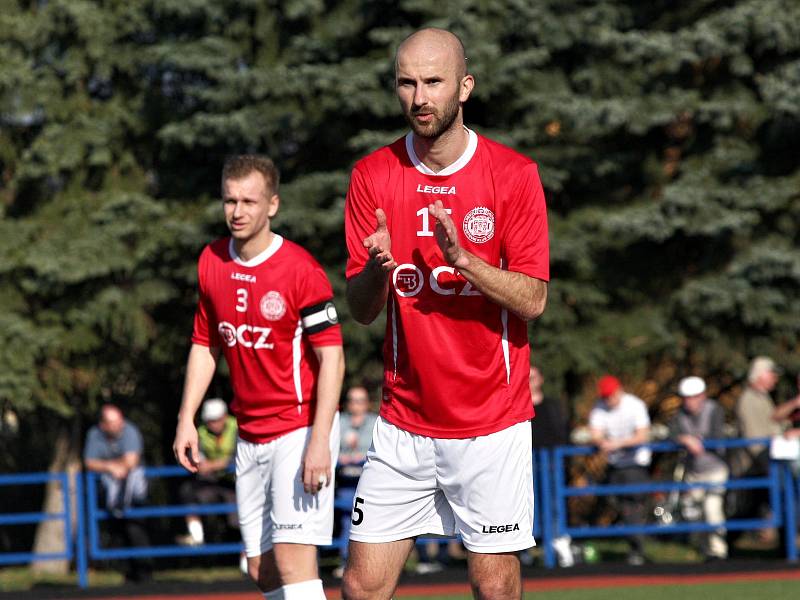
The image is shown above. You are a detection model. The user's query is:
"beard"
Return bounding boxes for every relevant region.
[404,90,461,139]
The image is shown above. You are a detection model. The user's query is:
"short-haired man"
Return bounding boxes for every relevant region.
[589,375,651,565]
[173,156,345,600]
[734,356,782,538]
[343,28,549,600]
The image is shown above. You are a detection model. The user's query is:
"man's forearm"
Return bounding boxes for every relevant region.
[177,344,220,423]
[85,457,124,475]
[311,345,345,440]
[455,250,547,321]
[346,263,390,325]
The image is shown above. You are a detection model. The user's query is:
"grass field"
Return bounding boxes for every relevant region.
[398,580,800,599]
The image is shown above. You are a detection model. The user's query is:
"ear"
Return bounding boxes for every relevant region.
[267,194,280,218]
[459,74,475,103]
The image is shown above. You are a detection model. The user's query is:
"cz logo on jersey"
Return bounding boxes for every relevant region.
[463,207,495,243]
[393,264,480,297]
[218,321,274,349]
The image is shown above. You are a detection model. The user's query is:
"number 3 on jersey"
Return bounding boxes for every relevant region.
[236,288,247,312]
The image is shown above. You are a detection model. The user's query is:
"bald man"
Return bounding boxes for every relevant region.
[84,404,151,581]
[343,28,550,600]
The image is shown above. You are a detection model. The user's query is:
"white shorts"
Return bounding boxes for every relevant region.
[349,417,534,553]
[235,415,340,557]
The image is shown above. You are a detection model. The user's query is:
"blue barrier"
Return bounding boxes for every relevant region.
[0,471,83,586]
[2,437,797,589]
[546,438,798,568]
[85,465,242,562]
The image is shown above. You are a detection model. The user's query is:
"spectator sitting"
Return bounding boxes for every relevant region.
[670,376,728,561]
[176,398,237,546]
[84,404,148,516]
[337,386,378,482]
[589,375,652,566]
[83,404,151,582]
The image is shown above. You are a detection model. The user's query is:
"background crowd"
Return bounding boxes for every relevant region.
[76,353,800,580]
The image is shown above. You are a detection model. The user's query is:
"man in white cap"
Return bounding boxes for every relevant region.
[177,398,238,547]
[669,376,728,560]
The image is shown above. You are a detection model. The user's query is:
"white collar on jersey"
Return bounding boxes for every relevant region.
[228,234,284,267]
[405,127,478,176]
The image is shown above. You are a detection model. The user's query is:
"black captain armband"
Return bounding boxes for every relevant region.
[300,299,339,334]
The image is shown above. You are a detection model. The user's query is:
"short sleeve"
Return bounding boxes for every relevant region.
[120,424,144,455]
[296,259,343,347]
[588,406,603,430]
[191,250,220,347]
[633,400,651,428]
[502,163,549,281]
[83,428,102,461]
[344,164,377,279]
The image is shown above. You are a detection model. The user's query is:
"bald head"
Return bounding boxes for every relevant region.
[396,28,468,81]
[99,404,125,438]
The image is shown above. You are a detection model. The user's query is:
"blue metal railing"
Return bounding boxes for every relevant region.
[85,465,242,561]
[546,438,798,568]
[1,437,797,589]
[0,471,84,586]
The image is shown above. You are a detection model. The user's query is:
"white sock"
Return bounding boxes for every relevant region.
[281,578,325,600]
[263,588,284,600]
[187,519,204,543]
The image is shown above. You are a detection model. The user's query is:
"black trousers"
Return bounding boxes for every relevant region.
[607,465,649,555]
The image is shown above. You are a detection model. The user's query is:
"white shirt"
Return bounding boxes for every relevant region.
[589,393,651,467]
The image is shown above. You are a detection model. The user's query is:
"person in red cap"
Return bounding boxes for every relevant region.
[589,375,651,565]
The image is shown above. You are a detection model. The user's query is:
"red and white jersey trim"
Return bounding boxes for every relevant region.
[229,235,283,267]
[405,128,478,176]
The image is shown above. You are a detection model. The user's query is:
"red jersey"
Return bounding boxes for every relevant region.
[192,235,342,443]
[345,130,549,438]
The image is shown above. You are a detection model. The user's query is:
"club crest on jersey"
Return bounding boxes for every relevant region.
[260,291,286,321]
[462,206,495,243]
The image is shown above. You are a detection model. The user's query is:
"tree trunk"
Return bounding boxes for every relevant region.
[30,422,81,575]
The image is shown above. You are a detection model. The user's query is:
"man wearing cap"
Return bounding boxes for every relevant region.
[589,375,651,565]
[670,376,728,560]
[177,398,238,547]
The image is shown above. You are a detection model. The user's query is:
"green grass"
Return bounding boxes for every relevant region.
[399,580,800,600]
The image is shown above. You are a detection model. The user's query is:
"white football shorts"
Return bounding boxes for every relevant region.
[348,417,534,553]
[235,414,340,557]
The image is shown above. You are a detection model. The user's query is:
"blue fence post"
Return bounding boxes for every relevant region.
[75,471,88,588]
[61,472,72,572]
[546,446,567,569]
[783,462,797,562]
[769,460,783,532]
[86,472,101,558]
[539,448,555,569]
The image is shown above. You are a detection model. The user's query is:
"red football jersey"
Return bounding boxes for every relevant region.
[192,235,342,443]
[345,130,549,438]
